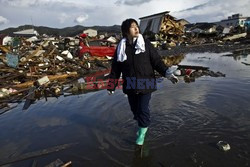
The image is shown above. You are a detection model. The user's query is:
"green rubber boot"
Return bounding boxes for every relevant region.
[136,127,148,145]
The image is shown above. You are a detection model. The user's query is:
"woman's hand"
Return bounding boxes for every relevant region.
[165,65,179,84]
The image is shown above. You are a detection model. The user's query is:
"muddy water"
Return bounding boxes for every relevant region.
[0,52,250,167]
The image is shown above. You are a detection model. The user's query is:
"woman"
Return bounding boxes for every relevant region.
[107,18,178,145]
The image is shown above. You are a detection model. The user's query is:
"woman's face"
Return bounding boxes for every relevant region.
[128,22,139,38]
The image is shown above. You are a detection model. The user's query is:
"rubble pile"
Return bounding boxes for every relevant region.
[159,15,184,43]
[182,25,249,47]
[0,36,112,110]
[142,13,250,50]
[158,15,184,47]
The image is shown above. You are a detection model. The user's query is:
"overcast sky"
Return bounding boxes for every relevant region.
[0,0,250,30]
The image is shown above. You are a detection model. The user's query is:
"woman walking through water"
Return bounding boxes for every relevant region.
[107,18,178,145]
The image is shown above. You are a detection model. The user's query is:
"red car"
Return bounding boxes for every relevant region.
[78,39,116,58]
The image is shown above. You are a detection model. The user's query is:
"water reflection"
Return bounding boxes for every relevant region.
[162,54,226,83]
[221,48,250,61]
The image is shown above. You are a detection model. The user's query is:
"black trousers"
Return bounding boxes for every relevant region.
[127,93,152,128]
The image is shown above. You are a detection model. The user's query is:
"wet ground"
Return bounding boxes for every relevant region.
[158,42,250,56]
[0,52,250,167]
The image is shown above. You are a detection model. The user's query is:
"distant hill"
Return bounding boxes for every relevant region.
[0,25,121,37]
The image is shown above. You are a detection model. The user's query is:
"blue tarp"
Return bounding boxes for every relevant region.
[6,53,19,68]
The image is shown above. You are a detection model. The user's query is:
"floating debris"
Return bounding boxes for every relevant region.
[217,141,231,151]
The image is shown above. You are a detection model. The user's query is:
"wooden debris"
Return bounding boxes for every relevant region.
[12,72,78,89]
[159,15,184,37]
[61,161,72,167]
[177,65,209,71]
[0,36,113,105]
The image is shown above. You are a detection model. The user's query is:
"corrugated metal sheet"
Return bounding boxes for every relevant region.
[140,16,162,34]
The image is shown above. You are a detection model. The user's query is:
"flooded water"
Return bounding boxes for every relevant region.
[0,52,250,167]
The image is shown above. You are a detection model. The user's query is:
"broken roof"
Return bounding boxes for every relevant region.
[177,19,190,25]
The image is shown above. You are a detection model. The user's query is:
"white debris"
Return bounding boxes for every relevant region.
[61,50,73,59]
[56,55,64,61]
[217,141,231,151]
[37,76,50,86]
[107,36,117,43]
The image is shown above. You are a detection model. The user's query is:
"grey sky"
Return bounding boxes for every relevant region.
[0,0,250,30]
[115,0,153,6]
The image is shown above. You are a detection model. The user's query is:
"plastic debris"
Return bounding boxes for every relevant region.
[217,141,231,151]
[6,53,19,68]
